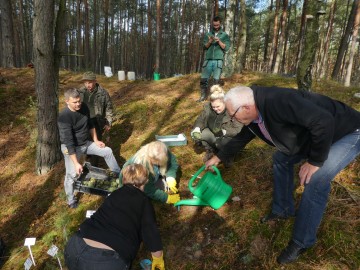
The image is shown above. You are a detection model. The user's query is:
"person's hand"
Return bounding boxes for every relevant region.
[214,36,220,43]
[299,162,319,185]
[205,155,221,170]
[191,127,201,140]
[94,140,105,148]
[166,194,180,204]
[208,35,215,43]
[152,253,165,270]
[166,177,178,193]
[103,125,111,133]
[74,162,83,176]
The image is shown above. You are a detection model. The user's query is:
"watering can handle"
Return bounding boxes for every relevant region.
[188,165,220,192]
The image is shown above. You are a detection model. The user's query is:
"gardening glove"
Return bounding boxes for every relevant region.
[152,253,165,270]
[166,177,178,193]
[191,127,202,140]
[222,129,227,136]
[166,194,180,204]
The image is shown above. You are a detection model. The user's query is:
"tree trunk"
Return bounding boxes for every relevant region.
[263,0,274,71]
[33,0,62,175]
[273,0,288,74]
[155,0,162,73]
[235,0,247,73]
[331,0,359,79]
[268,0,280,72]
[344,0,360,86]
[318,0,336,79]
[222,0,236,77]
[0,0,16,67]
[84,0,91,69]
[296,0,323,91]
[294,0,308,73]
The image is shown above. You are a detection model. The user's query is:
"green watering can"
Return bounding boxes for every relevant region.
[174,165,232,210]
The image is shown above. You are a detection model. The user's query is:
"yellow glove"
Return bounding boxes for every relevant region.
[166,194,180,204]
[166,177,178,193]
[152,254,165,270]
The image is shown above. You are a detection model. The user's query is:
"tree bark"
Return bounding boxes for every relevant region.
[296,0,323,91]
[344,0,360,86]
[273,0,288,74]
[155,0,162,73]
[331,0,359,79]
[268,0,280,72]
[0,0,16,67]
[222,0,236,77]
[33,0,62,175]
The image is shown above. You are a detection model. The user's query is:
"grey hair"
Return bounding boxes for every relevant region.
[209,84,225,102]
[224,86,254,108]
[64,88,80,101]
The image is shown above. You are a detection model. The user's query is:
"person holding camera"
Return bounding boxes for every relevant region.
[197,16,230,102]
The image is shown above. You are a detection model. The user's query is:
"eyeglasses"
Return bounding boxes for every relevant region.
[230,106,241,122]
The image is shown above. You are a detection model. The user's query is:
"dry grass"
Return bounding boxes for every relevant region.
[0,68,359,269]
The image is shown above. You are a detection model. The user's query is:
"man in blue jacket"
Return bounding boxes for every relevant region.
[198,16,230,102]
[205,85,360,264]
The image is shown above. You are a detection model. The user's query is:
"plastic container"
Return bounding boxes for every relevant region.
[127,71,135,80]
[118,70,125,81]
[174,165,232,209]
[153,72,160,81]
[155,133,187,146]
[74,162,120,196]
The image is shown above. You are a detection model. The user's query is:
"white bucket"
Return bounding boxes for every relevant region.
[127,71,135,80]
[118,70,125,81]
[104,66,113,77]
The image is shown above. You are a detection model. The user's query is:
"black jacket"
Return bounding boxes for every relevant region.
[217,86,360,166]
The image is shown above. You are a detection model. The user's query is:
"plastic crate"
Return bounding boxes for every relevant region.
[74,162,120,196]
[155,133,187,146]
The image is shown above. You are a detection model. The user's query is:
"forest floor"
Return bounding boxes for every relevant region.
[0,67,359,270]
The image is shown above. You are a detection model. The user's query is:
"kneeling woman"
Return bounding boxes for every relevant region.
[191,84,243,165]
[64,164,165,270]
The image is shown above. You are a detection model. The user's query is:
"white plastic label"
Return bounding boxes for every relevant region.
[24,258,33,269]
[47,245,59,257]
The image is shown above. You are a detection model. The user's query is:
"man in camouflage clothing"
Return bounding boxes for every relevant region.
[79,71,114,141]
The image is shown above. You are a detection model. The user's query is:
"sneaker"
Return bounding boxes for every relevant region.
[69,201,78,209]
[277,240,307,264]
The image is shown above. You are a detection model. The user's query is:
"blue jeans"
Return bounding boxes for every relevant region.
[272,129,360,248]
[64,233,129,270]
[61,141,121,205]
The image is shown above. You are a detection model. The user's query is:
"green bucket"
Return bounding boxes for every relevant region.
[175,165,232,210]
[153,72,160,81]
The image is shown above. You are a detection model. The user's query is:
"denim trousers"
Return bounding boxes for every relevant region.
[61,141,121,205]
[64,233,129,270]
[272,129,360,248]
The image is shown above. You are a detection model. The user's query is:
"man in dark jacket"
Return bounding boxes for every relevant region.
[58,88,120,208]
[79,71,114,141]
[205,85,360,264]
[198,16,230,102]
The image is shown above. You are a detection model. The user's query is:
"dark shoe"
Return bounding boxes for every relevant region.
[277,240,306,264]
[260,212,287,223]
[69,201,78,209]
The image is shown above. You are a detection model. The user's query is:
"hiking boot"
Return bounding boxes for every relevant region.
[277,240,307,264]
[69,201,78,209]
[260,212,288,223]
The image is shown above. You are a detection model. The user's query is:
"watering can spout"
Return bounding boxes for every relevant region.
[175,165,232,210]
[174,197,209,207]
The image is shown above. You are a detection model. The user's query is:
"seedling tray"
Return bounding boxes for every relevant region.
[155,133,187,146]
[74,162,120,196]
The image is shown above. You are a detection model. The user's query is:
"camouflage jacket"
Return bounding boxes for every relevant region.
[79,83,114,127]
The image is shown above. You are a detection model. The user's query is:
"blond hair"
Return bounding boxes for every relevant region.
[132,141,168,176]
[209,84,225,102]
[122,164,149,187]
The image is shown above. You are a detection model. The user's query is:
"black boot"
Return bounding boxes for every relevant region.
[197,88,207,102]
[197,79,208,102]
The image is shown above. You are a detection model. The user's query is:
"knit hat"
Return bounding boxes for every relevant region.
[82,71,96,81]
